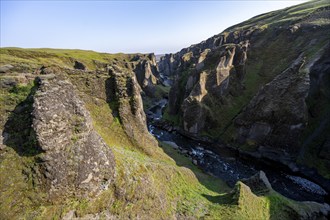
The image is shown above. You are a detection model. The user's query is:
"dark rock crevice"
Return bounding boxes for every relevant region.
[2,82,43,156]
[74,61,86,70]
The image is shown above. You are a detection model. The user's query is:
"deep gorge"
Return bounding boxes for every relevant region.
[1,0,330,219]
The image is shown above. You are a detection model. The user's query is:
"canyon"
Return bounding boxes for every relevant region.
[0,0,330,219]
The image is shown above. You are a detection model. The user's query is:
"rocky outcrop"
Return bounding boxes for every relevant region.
[158,23,258,78]
[178,42,250,134]
[132,53,159,97]
[182,71,208,133]
[304,44,330,160]
[234,174,330,220]
[215,45,235,87]
[241,171,272,195]
[158,1,330,181]
[196,49,211,71]
[235,54,308,152]
[158,54,178,76]
[74,61,86,70]
[109,70,158,156]
[32,75,115,200]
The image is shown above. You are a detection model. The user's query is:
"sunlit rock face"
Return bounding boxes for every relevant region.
[32,76,115,200]
[133,53,159,97]
[108,69,159,156]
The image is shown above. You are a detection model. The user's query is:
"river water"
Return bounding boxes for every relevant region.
[147,99,328,203]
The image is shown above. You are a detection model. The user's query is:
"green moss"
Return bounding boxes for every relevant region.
[298,98,330,178]
[85,100,135,151]
[162,106,180,125]
[1,1,330,217]
[0,82,47,219]
[154,84,170,99]
[227,0,330,31]
[0,47,135,71]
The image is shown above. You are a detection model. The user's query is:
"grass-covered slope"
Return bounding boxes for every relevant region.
[1,47,327,219]
[0,47,144,71]
[228,0,330,31]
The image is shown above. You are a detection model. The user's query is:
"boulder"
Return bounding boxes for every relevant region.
[241,170,272,195]
[0,75,30,88]
[0,77,17,88]
[293,201,330,220]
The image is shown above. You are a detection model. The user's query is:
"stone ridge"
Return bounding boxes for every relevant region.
[32,75,115,200]
[133,53,159,97]
[109,70,159,156]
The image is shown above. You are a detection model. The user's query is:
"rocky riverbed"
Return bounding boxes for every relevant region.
[147,100,329,203]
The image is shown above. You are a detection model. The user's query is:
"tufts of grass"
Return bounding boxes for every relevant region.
[0,47,136,71]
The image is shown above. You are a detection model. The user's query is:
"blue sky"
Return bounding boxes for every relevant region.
[1,0,307,54]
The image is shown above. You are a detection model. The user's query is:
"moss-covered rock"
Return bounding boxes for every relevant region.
[160,0,330,179]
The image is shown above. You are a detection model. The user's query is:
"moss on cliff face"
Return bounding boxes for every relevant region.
[1,1,330,216]
[161,0,330,178]
[1,71,328,219]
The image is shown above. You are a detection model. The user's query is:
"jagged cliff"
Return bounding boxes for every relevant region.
[1,49,328,219]
[160,0,330,178]
[31,76,115,200]
[1,0,330,219]
[0,50,170,218]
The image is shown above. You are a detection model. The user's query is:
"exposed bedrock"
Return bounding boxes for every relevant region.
[180,42,250,134]
[32,75,115,200]
[235,54,308,152]
[108,70,158,156]
[132,53,159,97]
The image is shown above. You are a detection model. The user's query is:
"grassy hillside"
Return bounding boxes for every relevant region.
[0,47,138,71]
[0,47,325,219]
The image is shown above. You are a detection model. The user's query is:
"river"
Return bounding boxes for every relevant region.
[147,99,328,203]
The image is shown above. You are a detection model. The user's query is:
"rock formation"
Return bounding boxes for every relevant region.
[182,71,209,133]
[132,53,159,97]
[74,61,86,70]
[159,1,330,179]
[0,64,14,73]
[235,54,308,152]
[234,172,330,220]
[108,69,158,156]
[32,75,115,200]
[1,1,330,219]
[241,170,272,195]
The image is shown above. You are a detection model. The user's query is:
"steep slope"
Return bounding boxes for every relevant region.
[160,0,330,178]
[1,47,329,219]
